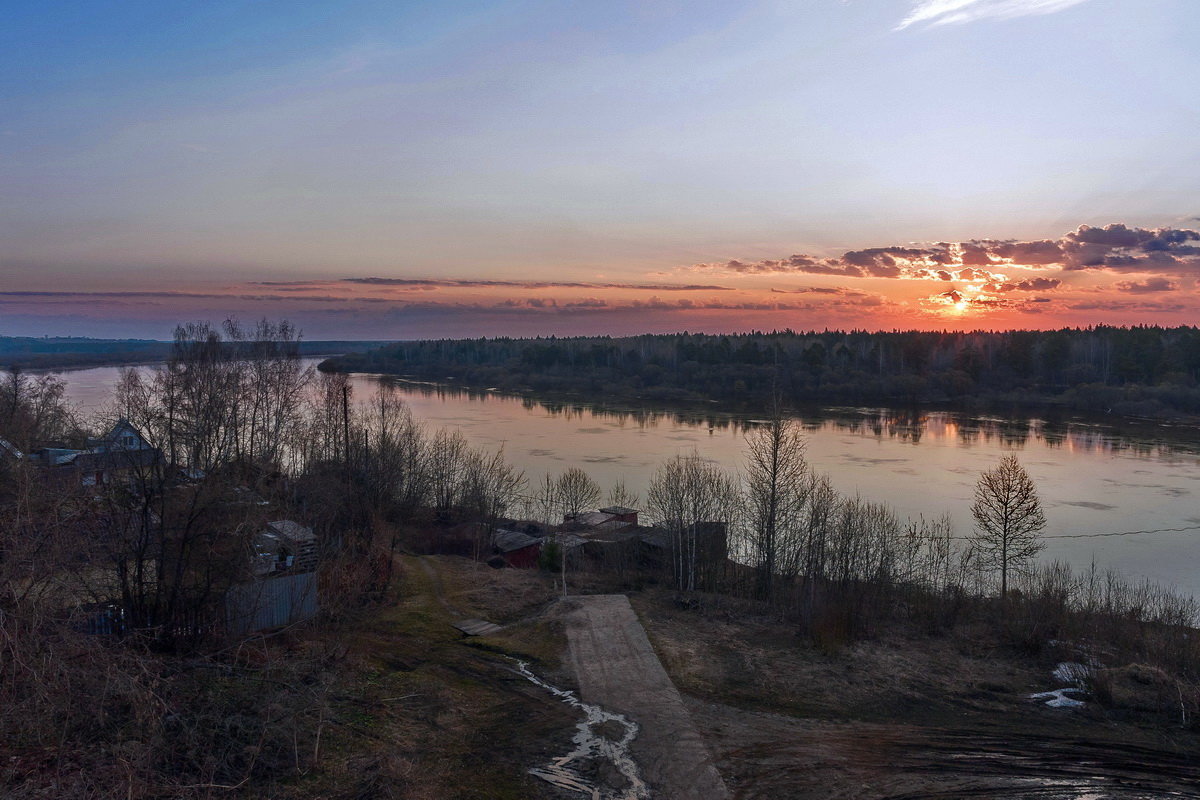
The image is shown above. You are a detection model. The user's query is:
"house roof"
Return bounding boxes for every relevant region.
[578,526,641,544]
[568,511,616,527]
[592,519,634,535]
[599,505,638,516]
[267,520,316,544]
[638,529,672,550]
[0,438,24,460]
[493,529,540,553]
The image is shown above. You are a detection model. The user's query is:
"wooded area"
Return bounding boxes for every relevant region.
[0,335,392,370]
[325,326,1200,417]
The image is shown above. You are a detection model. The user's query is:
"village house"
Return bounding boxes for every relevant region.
[21,418,162,489]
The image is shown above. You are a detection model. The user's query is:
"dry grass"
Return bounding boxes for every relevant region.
[628,587,1194,738]
[267,555,572,800]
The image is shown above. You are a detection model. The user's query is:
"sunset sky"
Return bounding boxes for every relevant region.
[2,0,1198,339]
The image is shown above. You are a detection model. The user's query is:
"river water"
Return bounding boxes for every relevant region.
[50,361,1200,597]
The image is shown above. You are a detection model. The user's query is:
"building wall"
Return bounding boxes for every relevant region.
[226,572,319,635]
[504,543,541,569]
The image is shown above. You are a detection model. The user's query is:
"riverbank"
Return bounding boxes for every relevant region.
[14,552,1193,799]
[321,327,1200,422]
[256,554,1200,799]
[322,361,1200,433]
[332,556,1200,799]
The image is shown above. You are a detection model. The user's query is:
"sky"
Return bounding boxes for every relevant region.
[1,0,1198,339]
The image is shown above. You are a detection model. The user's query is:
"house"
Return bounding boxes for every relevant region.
[88,419,154,453]
[599,505,639,525]
[491,528,542,568]
[69,448,161,487]
[34,419,162,488]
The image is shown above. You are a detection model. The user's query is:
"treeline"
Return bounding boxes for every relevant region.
[324,326,1200,417]
[604,421,1200,728]
[0,335,393,370]
[510,416,1200,722]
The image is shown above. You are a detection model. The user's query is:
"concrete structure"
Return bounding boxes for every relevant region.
[564,595,729,799]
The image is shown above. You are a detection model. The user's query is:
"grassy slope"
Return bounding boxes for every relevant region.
[268,556,570,800]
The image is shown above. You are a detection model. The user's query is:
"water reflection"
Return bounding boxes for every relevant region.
[45,363,1200,596]
[368,376,1200,463]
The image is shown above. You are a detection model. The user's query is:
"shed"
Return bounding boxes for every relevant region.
[253,520,318,575]
[492,528,542,569]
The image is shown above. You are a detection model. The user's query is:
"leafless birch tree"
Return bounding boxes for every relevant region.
[743,417,810,603]
[648,453,739,592]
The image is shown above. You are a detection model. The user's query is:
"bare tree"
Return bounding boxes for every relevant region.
[606,478,640,510]
[427,429,469,518]
[460,446,525,560]
[531,473,559,525]
[0,368,77,451]
[971,454,1046,598]
[648,453,739,592]
[555,467,601,521]
[743,417,809,603]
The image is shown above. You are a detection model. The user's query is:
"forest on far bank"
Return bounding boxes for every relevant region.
[0,336,393,370]
[323,326,1200,418]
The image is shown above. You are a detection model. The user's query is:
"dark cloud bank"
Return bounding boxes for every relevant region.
[698,224,1200,279]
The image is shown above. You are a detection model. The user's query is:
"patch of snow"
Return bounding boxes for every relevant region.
[1030,688,1086,708]
[1030,662,1091,708]
[1053,662,1090,685]
[514,659,650,800]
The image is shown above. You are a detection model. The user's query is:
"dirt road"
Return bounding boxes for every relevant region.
[563,595,730,800]
[689,697,1200,799]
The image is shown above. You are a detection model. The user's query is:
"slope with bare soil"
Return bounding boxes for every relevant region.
[630,590,1200,799]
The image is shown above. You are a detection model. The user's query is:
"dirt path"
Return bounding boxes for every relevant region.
[414,557,458,616]
[688,698,1200,799]
[563,595,730,800]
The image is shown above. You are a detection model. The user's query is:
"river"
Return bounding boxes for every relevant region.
[47,360,1200,597]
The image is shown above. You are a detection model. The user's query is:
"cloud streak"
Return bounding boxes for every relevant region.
[689,224,1200,280]
[896,0,1092,30]
[335,278,733,291]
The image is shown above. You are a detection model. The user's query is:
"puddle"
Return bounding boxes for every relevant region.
[513,659,649,800]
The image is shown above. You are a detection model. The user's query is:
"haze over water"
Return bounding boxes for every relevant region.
[58,361,1200,598]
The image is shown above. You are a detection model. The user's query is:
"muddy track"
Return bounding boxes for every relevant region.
[695,703,1200,800]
